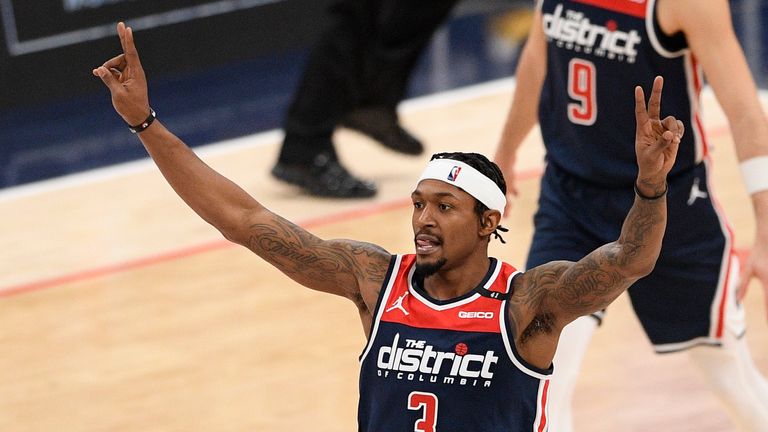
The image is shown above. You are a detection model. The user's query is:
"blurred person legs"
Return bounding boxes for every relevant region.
[687,258,768,431]
[273,0,458,197]
[526,161,768,431]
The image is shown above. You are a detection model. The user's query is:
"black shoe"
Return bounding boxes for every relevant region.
[341,108,424,155]
[271,153,377,198]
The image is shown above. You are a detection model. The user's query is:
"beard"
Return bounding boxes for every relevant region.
[414,257,447,281]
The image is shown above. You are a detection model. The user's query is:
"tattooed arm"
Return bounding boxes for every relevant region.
[519,191,667,327]
[93,23,391,311]
[508,77,682,366]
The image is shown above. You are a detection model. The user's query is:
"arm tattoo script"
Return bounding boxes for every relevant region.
[524,197,664,320]
[245,211,390,299]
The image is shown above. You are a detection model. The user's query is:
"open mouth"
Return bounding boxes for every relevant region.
[415,233,442,255]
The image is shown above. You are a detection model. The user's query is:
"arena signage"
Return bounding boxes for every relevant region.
[1,0,280,56]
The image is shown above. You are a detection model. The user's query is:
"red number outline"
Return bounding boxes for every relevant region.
[567,58,597,126]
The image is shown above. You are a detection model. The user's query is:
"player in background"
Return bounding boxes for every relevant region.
[494,0,768,430]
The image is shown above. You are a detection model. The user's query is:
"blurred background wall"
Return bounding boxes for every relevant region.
[0,0,765,188]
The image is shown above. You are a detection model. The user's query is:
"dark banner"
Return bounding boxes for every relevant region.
[2,0,280,56]
[0,0,333,109]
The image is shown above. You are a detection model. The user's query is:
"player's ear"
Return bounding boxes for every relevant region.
[479,210,501,236]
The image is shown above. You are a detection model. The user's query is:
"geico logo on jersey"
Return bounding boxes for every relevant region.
[458,311,494,319]
[543,4,642,61]
[377,333,499,380]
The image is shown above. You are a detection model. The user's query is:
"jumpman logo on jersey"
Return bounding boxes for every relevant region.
[687,177,708,205]
[385,292,410,316]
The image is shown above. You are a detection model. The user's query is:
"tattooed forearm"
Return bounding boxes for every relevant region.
[551,253,625,315]
[616,196,665,271]
[521,195,667,321]
[560,198,664,316]
[616,197,663,261]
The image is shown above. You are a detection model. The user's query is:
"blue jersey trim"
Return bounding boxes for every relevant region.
[502,272,554,377]
[650,0,687,52]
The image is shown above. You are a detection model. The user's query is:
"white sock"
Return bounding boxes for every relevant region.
[688,334,768,431]
[548,315,599,432]
[688,256,768,431]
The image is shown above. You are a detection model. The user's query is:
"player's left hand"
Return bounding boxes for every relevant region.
[491,149,519,218]
[92,22,150,126]
[737,237,768,318]
[633,76,684,196]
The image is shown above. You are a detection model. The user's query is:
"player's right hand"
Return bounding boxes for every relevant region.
[92,22,151,127]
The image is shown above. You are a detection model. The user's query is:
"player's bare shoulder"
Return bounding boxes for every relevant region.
[506,261,571,337]
[325,239,392,305]
[330,239,392,285]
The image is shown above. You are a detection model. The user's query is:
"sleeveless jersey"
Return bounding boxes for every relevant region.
[358,254,552,432]
[538,0,704,186]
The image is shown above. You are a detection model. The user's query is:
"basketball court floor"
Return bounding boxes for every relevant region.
[1,79,765,431]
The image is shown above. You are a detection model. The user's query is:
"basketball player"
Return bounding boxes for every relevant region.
[493,0,768,430]
[94,22,682,430]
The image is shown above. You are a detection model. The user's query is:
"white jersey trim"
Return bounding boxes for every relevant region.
[645,0,686,59]
[359,254,403,364]
[654,336,721,353]
[653,161,741,352]
[499,270,552,380]
[407,259,502,311]
[701,159,742,341]
[684,53,706,164]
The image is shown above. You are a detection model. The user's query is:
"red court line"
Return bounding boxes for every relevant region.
[4,168,545,298]
[1,144,750,300]
[0,240,233,298]
[0,195,417,298]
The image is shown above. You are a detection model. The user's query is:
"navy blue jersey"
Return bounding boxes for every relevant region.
[539,0,705,186]
[358,254,553,432]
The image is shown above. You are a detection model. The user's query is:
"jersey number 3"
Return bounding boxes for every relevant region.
[567,58,597,126]
[408,391,438,432]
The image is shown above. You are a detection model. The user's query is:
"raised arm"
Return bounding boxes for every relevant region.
[658,0,768,316]
[514,77,682,334]
[492,7,547,215]
[92,23,390,312]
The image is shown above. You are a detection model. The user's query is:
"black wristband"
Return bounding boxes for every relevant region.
[128,108,156,134]
[634,181,668,200]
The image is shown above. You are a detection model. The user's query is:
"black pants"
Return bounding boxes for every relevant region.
[278,0,459,164]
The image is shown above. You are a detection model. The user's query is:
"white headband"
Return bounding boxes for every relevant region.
[418,158,506,212]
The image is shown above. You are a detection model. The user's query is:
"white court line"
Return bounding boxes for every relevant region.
[0,80,756,204]
[1,0,282,56]
[0,129,285,203]
[0,77,517,203]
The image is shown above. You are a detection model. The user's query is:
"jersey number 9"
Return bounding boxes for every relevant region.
[567,58,597,126]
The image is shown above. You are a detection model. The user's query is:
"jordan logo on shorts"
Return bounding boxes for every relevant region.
[687,177,708,205]
[385,292,410,316]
